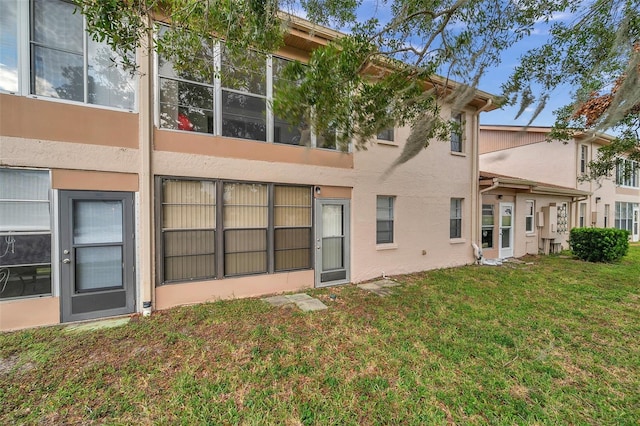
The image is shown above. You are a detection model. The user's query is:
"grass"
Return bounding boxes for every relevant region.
[1,245,639,425]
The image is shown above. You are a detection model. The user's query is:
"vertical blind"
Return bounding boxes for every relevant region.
[161,179,313,283]
[162,180,217,281]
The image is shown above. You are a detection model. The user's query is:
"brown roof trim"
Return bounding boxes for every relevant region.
[479,171,591,197]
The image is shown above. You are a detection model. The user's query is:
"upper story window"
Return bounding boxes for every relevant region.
[377,128,394,143]
[580,145,588,174]
[157,28,322,148]
[0,0,19,93]
[615,159,639,188]
[450,113,464,153]
[0,0,136,110]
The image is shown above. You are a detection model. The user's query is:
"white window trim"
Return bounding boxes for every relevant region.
[449,198,464,240]
[615,159,639,188]
[450,113,464,154]
[525,199,535,234]
[376,195,395,246]
[580,145,588,174]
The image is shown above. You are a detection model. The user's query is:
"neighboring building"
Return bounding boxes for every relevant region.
[479,171,590,258]
[0,1,497,331]
[479,125,640,256]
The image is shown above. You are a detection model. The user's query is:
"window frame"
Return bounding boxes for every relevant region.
[450,113,464,153]
[376,195,395,245]
[580,145,588,174]
[0,167,53,300]
[615,201,639,232]
[481,204,494,249]
[376,127,395,143]
[154,27,333,149]
[450,198,463,239]
[525,200,535,233]
[579,202,587,227]
[156,176,313,285]
[615,159,639,188]
[0,0,137,111]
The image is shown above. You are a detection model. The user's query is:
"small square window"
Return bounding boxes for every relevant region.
[377,127,394,142]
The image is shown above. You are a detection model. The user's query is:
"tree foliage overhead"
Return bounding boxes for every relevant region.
[75,0,640,176]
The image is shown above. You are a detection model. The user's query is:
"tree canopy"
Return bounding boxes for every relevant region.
[75,0,640,176]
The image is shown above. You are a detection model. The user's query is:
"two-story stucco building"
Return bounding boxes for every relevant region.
[478,125,639,259]
[0,0,498,331]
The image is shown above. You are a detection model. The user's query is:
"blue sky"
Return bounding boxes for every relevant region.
[313,1,579,128]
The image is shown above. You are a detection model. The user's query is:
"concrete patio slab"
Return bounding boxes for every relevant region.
[65,317,130,333]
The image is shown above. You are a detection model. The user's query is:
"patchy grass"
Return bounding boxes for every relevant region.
[2,245,639,425]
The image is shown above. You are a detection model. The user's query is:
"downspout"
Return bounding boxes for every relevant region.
[139,16,154,315]
[472,98,493,260]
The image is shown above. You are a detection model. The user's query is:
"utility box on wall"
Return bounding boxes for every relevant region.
[540,204,558,239]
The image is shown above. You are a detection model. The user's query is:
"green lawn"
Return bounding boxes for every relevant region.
[2,245,639,425]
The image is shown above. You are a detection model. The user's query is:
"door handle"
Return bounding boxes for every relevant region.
[62,258,71,264]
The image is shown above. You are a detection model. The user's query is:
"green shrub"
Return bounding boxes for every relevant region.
[569,227,629,262]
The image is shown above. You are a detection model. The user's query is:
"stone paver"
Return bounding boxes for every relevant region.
[296,299,328,312]
[286,293,314,302]
[262,295,293,307]
[357,279,401,297]
[262,293,327,311]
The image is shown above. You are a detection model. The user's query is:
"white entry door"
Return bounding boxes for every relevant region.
[499,202,514,259]
[314,199,350,287]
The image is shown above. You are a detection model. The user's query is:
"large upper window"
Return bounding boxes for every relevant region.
[158,178,312,284]
[0,0,136,109]
[157,29,315,147]
[0,0,19,93]
[615,159,639,188]
[0,168,52,300]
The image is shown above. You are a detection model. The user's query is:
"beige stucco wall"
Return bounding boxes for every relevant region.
[480,140,577,188]
[350,113,477,281]
[0,297,60,331]
[155,270,313,310]
[481,191,574,259]
[152,105,480,286]
[480,131,640,234]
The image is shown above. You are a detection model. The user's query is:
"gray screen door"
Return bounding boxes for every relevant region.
[59,191,135,322]
[314,199,350,287]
